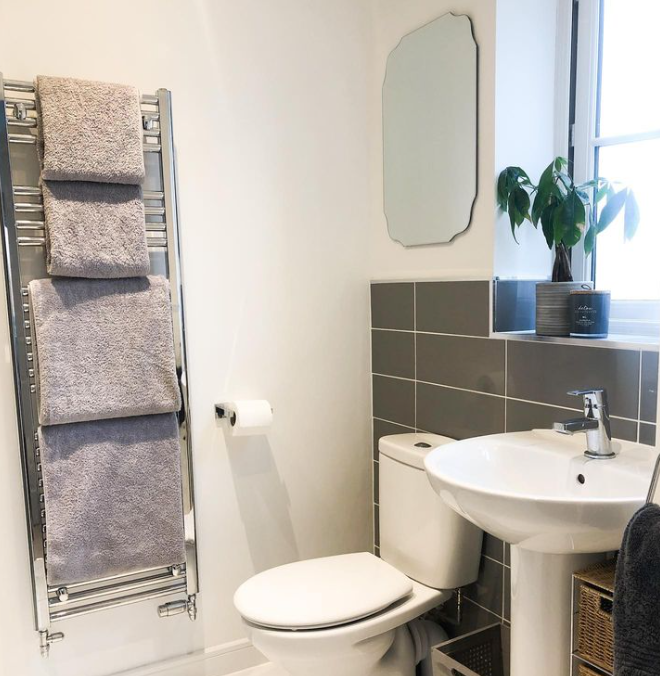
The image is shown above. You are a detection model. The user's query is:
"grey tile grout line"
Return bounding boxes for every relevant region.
[504,339,508,433]
[371,325,659,352]
[373,376,649,425]
[413,282,418,432]
[373,416,657,439]
[482,552,509,569]
[460,595,505,623]
[637,351,643,444]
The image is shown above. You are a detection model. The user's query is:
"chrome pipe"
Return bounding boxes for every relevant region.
[18,236,168,249]
[5,98,36,110]
[9,133,160,154]
[48,570,186,607]
[7,118,37,128]
[13,186,164,202]
[14,202,42,213]
[4,79,35,93]
[16,222,166,233]
[46,564,183,594]
[50,584,186,622]
[4,80,160,108]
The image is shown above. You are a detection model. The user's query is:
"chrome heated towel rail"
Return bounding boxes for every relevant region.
[0,75,199,656]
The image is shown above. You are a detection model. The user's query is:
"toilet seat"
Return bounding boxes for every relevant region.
[234,552,413,630]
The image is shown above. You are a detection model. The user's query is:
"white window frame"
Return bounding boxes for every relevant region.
[571,0,660,337]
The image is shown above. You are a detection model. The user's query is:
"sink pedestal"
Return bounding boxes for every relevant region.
[510,547,602,676]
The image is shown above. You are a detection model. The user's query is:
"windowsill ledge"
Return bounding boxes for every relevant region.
[492,330,660,352]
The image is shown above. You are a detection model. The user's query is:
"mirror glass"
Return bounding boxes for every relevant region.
[383,13,477,247]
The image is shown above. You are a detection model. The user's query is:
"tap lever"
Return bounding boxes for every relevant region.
[555,388,614,459]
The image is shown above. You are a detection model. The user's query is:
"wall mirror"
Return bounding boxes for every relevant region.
[383,13,477,247]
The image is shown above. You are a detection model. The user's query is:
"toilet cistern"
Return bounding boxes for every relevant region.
[553,388,614,459]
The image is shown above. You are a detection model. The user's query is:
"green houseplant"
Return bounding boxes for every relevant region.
[497,157,639,336]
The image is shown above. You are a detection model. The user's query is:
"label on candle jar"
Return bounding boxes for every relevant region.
[569,291,611,339]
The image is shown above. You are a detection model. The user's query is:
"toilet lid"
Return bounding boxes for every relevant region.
[234,552,413,630]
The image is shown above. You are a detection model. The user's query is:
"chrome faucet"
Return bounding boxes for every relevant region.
[553,388,615,459]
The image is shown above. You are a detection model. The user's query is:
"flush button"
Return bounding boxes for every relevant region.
[414,442,432,448]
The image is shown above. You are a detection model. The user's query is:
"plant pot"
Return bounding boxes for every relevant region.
[536,281,593,337]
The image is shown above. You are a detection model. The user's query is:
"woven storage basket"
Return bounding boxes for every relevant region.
[577,663,606,676]
[575,560,616,674]
[433,625,504,676]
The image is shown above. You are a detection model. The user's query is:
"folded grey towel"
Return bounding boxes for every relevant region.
[29,276,181,426]
[614,503,660,676]
[36,75,145,185]
[42,180,149,278]
[39,414,185,586]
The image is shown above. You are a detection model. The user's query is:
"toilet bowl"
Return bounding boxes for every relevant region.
[234,433,483,676]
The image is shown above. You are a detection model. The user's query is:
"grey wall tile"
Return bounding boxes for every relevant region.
[373,461,379,504]
[503,566,511,622]
[483,533,504,563]
[506,399,638,442]
[416,281,490,337]
[373,375,415,428]
[641,351,658,423]
[373,418,414,460]
[417,334,505,394]
[372,329,415,379]
[374,505,380,547]
[640,423,656,446]
[463,556,504,618]
[434,594,502,639]
[507,341,640,419]
[371,283,414,330]
[417,383,505,440]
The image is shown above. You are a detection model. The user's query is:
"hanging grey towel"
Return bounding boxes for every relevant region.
[36,75,145,185]
[29,276,181,426]
[39,414,186,586]
[42,180,149,278]
[613,503,660,676]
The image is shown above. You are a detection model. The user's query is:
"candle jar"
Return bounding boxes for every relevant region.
[569,290,611,339]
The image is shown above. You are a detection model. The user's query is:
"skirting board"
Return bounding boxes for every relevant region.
[110,639,267,676]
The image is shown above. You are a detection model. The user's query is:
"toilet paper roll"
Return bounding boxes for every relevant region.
[225,400,273,436]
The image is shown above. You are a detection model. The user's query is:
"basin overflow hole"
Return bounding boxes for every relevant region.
[577,474,586,485]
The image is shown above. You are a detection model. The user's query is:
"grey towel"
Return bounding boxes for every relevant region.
[29,276,181,426]
[42,180,149,278]
[36,75,145,185]
[39,414,185,586]
[614,503,660,676]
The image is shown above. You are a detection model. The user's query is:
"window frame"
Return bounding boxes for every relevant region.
[570,0,660,337]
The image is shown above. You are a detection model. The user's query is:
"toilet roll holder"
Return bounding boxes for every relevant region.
[215,403,237,425]
[215,401,274,429]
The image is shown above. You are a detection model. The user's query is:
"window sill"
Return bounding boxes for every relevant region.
[492,330,659,352]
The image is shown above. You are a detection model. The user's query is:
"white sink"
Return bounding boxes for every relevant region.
[424,429,657,554]
[424,429,659,676]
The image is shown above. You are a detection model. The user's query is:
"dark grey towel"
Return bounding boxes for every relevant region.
[614,503,660,676]
[36,75,145,185]
[29,276,181,426]
[39,414,185,586]
[42,180,149,278]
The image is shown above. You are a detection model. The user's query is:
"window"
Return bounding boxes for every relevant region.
[572,0,660,335]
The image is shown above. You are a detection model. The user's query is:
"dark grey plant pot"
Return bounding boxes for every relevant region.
[536,281,594,336]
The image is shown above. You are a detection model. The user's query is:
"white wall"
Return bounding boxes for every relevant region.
[0,2,373,674]
[492,0,562,280]
[369,0,497,281]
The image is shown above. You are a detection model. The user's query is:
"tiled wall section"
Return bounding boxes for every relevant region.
[370,280,658,635]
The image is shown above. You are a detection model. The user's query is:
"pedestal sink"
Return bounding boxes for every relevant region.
[424,429,658,676]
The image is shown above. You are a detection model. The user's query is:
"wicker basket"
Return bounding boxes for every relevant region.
[433,625,504,676]
[577,663,606,676]
[575,560,616,674]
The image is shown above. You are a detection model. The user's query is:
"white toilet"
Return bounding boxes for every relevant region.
[234,433,483,676]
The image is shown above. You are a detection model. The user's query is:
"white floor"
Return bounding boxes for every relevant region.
[230,664,287,676]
